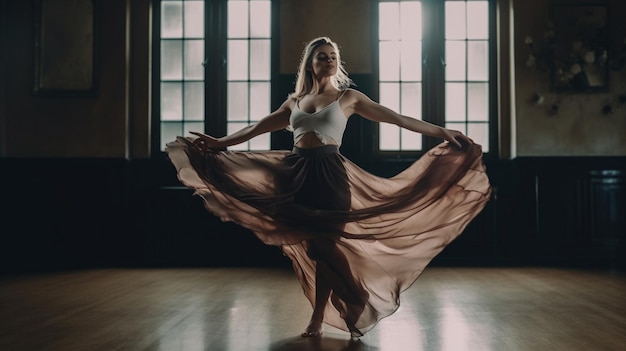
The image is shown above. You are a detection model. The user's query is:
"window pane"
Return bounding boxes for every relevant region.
[225,1,272,151]
[401,82,421,118]
[379,81,402,149]
[445,1,466,39]
[445,122,467,134]
[161,40,182,80]
[379,3,400,40]
[183,121,204,136]
[184,40,204,80]
[184,82,204,121]
[184,1,204,38]
[467,1,488,39]
[228,40,249,80]
[250,1,271,37]
[161,82,182,121]
[468,122,489,152]
[228,82,249,121]
[228,1,249,38]
[379,82,400,112]
[249,133,270,150]
[162,122,183,146]
[401,128,421,150]
[445,40,466,81]
[400,2,421,40]
[250,82,270,119]
[161,2,182,38]
[379,1,423,152]
[228,122,249,150]
[400,40,421,81]
[467,83,488,121]
[467,41,488,81]
[227,122,249,135]
[446,83,466,122]
[380,123,400,150]
[249,39,270,80]
[443,1,490,153]
[379,41,400,81]
[159,1,210,150]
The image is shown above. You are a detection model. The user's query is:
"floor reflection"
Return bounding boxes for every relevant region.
[269,336,379,351]
[2,268,623,351]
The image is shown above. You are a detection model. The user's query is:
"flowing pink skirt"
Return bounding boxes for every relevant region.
[166,137,491,335]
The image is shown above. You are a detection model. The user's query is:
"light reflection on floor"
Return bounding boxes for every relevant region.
[3,268,624,351]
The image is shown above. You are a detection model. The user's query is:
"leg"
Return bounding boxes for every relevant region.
[302,238,368,337]
[289,148,360,336]
[301,261,332,337]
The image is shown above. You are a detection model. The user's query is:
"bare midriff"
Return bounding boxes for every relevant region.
[294,131,338,149]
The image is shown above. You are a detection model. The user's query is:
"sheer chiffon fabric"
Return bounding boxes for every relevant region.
[166,137,491,335]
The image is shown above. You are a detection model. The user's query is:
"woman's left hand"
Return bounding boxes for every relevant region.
[441,128,473,150]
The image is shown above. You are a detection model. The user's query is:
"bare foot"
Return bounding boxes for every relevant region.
[301,323,323,337]
[348,325,363,339]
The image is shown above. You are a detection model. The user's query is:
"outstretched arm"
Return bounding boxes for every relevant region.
[347,89,472,149]
[191,98,293,150]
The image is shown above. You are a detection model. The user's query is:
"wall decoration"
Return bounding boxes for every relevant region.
[34,0,98,96]
[549,4,609,92]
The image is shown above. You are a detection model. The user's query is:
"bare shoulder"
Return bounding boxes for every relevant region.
[342,88,369,101]
[341,88,368,105]
[279,95,298,112]
[344,88,377,106]
[336,89,353,117]
[341,88,377,114]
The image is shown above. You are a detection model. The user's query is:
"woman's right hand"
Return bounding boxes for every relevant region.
[190,131,224,152]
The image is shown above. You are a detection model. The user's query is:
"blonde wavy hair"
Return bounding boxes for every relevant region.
[291,37,354,99]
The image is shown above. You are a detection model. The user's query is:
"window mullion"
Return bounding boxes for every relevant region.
[422,0,445,150]
[205,0,227,137]
[488,0,499,158]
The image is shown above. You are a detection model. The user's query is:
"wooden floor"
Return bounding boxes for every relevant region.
[1,267,625,351]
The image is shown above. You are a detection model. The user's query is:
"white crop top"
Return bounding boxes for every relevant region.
[289,91,348,146]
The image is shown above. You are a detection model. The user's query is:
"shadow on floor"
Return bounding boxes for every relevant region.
[269,336,379,351]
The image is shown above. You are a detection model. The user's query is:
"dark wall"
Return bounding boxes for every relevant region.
[2,153,624,275]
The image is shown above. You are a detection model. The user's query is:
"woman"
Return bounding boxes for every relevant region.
[166,36,491,338]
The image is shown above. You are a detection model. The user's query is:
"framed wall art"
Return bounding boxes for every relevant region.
[550,4,609,92]
[34,0,98,96]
